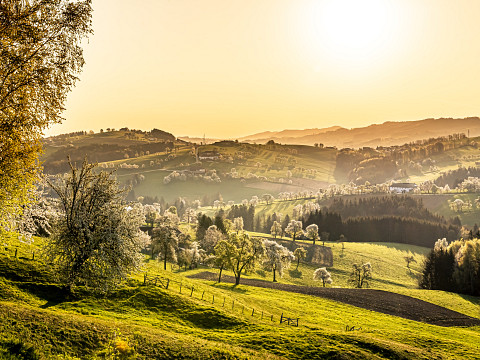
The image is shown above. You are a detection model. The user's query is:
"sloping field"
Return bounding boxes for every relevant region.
[190,272,480,327]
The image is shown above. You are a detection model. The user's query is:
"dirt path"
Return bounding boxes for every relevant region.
[189,272,480,327]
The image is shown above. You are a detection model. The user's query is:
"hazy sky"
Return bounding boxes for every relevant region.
[47,0,480,138]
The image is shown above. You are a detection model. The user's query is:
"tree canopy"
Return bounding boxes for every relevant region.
[0,0,92,229]
[46,158,144,292]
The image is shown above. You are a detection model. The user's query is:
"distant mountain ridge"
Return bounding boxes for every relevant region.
[237,117,480,148]
[237,126,344,142]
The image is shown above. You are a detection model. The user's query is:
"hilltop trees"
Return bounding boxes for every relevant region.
[0,0,92,229]
[46,159,144,292]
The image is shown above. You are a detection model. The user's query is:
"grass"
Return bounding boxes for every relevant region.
[1,232,479,359]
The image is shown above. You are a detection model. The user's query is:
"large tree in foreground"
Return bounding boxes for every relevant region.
[0,0,92,229]
[46,159,144,292]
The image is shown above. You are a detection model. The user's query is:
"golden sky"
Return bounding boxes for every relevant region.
[46,0,480,138]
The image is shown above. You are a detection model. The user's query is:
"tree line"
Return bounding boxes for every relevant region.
[421,238,480,296]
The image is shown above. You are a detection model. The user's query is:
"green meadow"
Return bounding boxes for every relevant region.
[1,232,479,359]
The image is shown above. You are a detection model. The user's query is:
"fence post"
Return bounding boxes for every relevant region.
[179,282,182,294]
[154,277,157,286]
[201,290,205,300]
[14,249,17,258]
[143,273,147,285]
[242,305,244,314]
[271,315,273,321]
[261,311,263,320]
[232,300,235,310]
[212,295,215,304]
[32,252,35,261]
[190,287,194,297]
[166,279,170,289]
[223,297,226,307]
[296,318,299,327]
[280,313,283,324]
[251,308,254,316]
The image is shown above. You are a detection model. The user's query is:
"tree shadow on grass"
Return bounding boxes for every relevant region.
[289,269,303,278]
[256,269,267,278]
[213,283,248,294]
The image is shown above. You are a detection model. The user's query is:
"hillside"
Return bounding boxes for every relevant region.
[41,126,480,206]
[240,117,480,148]
[2,232,480,359]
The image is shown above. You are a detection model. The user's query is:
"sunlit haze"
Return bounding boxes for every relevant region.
[46,0,480,138]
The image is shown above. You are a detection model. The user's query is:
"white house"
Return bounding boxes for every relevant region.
[389,183,417,193]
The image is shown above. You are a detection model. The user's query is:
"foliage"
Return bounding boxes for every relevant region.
[305,224,319,244]
[349,262,372,288]
[313,267,333,287]
[421,238,480,295]
[224,232,265,285]
[270,221,282,239]
[199,225,224,254]
[0,0,92,229]
[262,239,294,282]
[293,247,307,270]
[151,216,181,270]
[285,220,303,241]
[227,204,255,231]
[45,159,144,292]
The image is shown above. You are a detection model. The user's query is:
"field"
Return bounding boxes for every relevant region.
[1,232,480,359]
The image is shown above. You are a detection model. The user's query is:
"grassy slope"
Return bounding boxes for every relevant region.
[1,233,480,359]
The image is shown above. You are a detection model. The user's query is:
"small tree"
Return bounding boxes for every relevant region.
[320,231,329,247]
[233,217,244,233]
[262,194,274,205]
[305,224,319,245]
[263,240,294,282]
[349,262,372,288]
[46,159,144,292]
[404,254,416,269]
[285,220,303,242]
[270,221,282,239]
[293,247,307,270]
[313,267,333,287]
[151,216,181,270]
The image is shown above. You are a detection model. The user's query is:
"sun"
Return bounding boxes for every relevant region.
[302,0,406,70]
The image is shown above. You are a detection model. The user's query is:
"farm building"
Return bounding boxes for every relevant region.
[198,151,220,161]
[389,183,417,193]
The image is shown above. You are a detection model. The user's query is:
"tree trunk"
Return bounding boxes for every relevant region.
[296,258,300,270]
[235,274,241,285]
[218,264,224,283]
[313,238,315,245]
[273,268,277,282]
[164,252,167,270]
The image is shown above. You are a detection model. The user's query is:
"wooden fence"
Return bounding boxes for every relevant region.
[142,272,300,327]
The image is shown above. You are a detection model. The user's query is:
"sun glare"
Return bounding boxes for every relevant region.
[302,0,406,71]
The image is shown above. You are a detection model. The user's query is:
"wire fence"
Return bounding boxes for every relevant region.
[143,273,300,327]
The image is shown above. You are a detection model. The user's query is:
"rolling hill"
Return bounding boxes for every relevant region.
[238,117,480,148]
[1,232,480,359]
